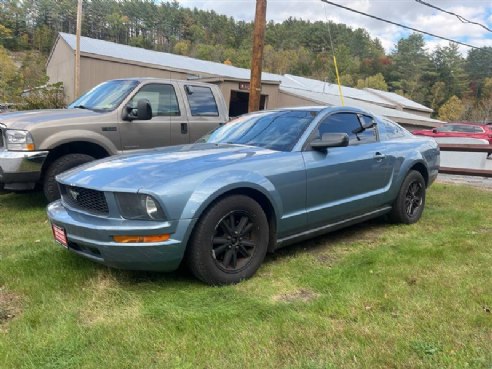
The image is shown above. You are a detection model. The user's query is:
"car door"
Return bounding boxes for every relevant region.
[120,83,188,151]
[302,112,395,228]
[182,84,224,142]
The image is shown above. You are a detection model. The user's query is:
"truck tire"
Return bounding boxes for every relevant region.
[43,154,95,202]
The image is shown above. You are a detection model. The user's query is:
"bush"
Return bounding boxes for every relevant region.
[17,82,65,110]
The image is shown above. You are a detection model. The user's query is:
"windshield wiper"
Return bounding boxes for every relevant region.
[72,105,91,110]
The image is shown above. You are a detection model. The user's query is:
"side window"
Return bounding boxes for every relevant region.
[317,113,376,145]
[129,84,180,117]
[358,114,378,142]
[378,118,411,140]
[186,85,219,116]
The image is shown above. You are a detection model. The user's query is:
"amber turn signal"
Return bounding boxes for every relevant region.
[112,234,170,243]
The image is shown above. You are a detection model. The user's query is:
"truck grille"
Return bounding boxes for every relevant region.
[60,185,109,216]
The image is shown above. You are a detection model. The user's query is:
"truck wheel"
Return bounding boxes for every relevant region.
[43,154,95,202]
[186,195,269,285]
[389,170,426,224]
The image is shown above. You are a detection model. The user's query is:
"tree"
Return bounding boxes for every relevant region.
[431,43,466,100]
[430,81,446,112]
[465,47,492,97]
[356,73,388,91]
[388,33,435,104]
[0,46,18,101]
[438,95,464,122]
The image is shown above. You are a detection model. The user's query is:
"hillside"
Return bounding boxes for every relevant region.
[1,0,492,120]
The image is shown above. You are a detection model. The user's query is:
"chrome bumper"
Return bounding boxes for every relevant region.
[0,149,48,188]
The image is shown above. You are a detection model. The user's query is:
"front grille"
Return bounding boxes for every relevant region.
[61,185,109,215]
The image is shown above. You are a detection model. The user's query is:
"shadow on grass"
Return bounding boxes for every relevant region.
[0,189,46,210]
[96,217,391,286]
[264,216,389,265]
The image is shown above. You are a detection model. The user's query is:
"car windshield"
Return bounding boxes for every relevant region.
[199,110,317,151]
[68,80,139,112]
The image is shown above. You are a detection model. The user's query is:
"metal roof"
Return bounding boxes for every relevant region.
[57,33,436,121]
[364,88,433,112]
[280,74,396,108]
[280,86,443,126]
[59,33,282,83]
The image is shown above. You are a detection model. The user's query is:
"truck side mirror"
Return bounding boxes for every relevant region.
[185,85,194,95]
[123,98,152,121]
[136,98,152,120]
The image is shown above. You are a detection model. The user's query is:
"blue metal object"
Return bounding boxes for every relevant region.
[47,106,440,274]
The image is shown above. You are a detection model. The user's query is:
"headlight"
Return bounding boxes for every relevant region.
[5,129,35,151]
[115,193,166,220]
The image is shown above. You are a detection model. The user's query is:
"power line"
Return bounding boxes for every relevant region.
[319,0,480,49]
[415,0,492,33]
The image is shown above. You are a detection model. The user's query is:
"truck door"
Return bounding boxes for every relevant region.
[182,84,224,142]
[120,83,189,151]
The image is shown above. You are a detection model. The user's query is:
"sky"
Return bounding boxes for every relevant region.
[175,0,492,55]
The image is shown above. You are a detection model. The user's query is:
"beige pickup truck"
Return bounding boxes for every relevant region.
[0,78,229,201]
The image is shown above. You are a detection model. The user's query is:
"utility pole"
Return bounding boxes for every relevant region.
[74,0,82,99]
[248,0,267,113]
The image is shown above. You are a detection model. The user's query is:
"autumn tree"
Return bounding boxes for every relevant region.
[438,95,464,122]
[356,73,388,91]
[0,46,18,101]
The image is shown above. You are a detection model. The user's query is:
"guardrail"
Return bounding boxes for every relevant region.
[438,143,492,178]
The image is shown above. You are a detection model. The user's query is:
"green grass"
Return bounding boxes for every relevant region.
[0,184,491,369]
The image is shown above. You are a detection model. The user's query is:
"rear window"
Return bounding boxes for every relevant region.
[186,85,219,116]
[378,118,411,140]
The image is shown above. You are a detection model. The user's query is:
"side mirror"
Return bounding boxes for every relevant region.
[362,119,376,130]
[123,98,152,121]
[185,85,194,95]
[136,98,152,120]
[310,133,349,151]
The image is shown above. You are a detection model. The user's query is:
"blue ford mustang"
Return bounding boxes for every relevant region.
[47,106,440,285]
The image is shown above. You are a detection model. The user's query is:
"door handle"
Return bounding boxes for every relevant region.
[181,123,188,134]
[374,152,386,161]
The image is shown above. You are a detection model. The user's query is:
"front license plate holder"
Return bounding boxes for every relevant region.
[52,224,68,248]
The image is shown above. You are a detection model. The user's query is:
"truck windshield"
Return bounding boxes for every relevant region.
[199,110,317,152]
[68,80,139,112]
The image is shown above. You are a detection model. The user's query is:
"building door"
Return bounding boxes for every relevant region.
[229,90,267,117]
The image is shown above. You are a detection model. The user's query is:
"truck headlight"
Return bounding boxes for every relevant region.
[115,193,166,220]
[5,130,35,151]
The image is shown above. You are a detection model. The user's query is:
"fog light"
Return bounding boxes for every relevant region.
[113,234,170,243]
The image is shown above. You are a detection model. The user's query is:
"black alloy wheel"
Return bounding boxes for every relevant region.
[186,195,269,285]
[389,170,426,224]
[212,210,257,272]
[405,180,424,218]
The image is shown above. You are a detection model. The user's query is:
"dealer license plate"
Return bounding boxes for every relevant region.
[52,224,68,248]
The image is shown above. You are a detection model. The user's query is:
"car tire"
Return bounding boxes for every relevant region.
[186,195,269,285]
[43,154,95,202]
[389,170,426,224]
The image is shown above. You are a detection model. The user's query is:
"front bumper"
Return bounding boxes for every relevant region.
[0,149,48,189]
[47,200,195,271]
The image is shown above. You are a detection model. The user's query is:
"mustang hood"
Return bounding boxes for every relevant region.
[0,109,103,130]
[57,143,278,192]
